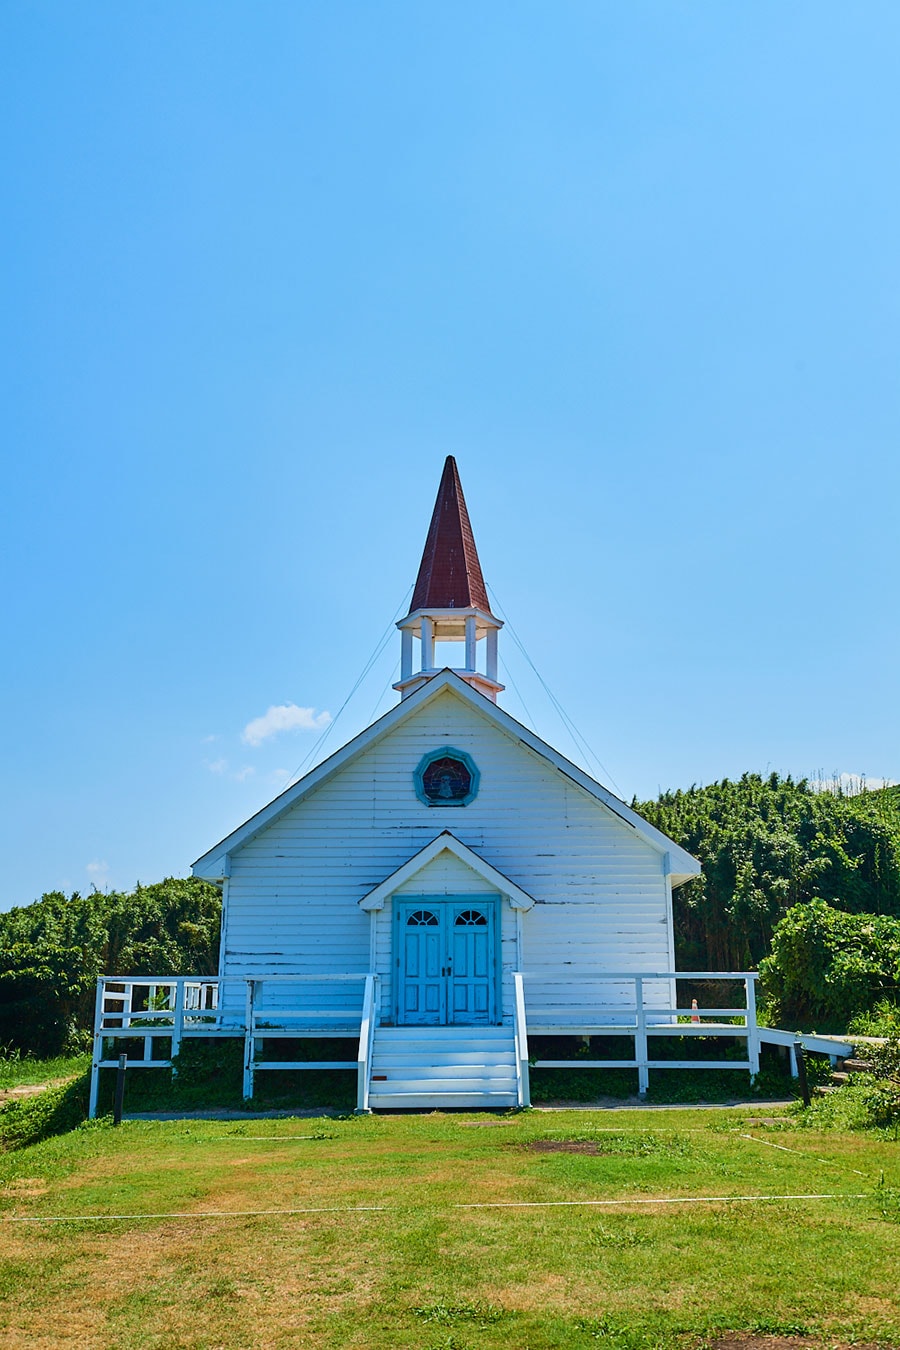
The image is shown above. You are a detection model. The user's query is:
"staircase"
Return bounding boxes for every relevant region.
[818,1054,874,1095]
[367,1025,519,1110]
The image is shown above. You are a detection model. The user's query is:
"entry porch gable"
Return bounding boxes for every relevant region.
[357,830,536,912]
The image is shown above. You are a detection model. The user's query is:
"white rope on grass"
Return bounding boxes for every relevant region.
[454,1192,870,1209]
[739,1133,868,1177]
[4,1192,870,1224]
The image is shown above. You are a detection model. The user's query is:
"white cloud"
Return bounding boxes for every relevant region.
[242,703,331,747]
[208,758,228,775]
[202,734,219,744]
[233,766,255,782]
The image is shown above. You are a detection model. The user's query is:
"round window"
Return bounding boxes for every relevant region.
[413,746,480,807]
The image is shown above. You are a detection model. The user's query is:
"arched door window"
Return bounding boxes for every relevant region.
[454,909,488,926]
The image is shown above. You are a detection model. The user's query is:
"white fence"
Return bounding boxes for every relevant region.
[90,969,763,1116]
[516,970,760,1096]
[89,973,376,1117]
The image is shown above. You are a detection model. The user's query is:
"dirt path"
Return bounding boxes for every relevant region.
[0,1077,75,1106]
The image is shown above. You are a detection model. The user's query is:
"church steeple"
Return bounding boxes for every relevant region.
[394,457,504,702]
[410,456,491,614]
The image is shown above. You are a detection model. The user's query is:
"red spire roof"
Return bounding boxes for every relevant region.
[408,457,494,615]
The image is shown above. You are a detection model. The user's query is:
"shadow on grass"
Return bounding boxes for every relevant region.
[0,1073,91,1149]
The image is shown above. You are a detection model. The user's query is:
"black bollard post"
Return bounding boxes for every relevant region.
[793,1040,811,1107]
[113,1053,127,1125]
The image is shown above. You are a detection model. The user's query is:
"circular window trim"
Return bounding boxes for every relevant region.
[413,746,480,808]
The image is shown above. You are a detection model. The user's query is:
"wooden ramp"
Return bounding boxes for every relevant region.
[758,1027,855,1062]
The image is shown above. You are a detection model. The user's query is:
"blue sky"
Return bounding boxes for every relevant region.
[2,3,898,907]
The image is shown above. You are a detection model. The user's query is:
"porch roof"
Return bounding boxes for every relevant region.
[358,831,537,911]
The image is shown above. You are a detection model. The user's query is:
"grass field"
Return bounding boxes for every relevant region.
[1,1104,898,1349]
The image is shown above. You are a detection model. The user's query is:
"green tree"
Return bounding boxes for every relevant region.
[0,877,221,1055]
[637,776,900,970]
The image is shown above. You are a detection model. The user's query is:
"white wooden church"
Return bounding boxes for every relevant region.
[91,459,833,1117]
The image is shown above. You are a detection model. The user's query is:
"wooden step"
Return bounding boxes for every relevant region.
[368,1026,519,1110]
[372,1050,516,1068]
[369,1090,518,1110]
[376,1025,510,1038]
[371,1076,518,1092]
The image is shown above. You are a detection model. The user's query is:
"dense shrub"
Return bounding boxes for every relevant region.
[759,900,900,1029]
[866,1038,900,1128]
[530,1068,638,1101]
[849,999,900,1038]
[797,1039,900,1133]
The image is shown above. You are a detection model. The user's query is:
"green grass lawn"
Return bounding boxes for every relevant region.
[1,1105,898,1348]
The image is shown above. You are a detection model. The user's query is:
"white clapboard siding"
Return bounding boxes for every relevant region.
[392,850,497,896]
[220,685,673,1024]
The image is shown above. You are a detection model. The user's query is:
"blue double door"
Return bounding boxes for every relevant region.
[396,898,497,1026]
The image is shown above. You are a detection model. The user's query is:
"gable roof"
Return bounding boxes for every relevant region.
[192,670,701,886]
[406,456,495,617]
[358,831,537,911]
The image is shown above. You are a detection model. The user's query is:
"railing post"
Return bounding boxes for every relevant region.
[745,975,760,1079]
[171,979,184,1077]
[513,973,530,1107]
[88,976,104,1120]
[144,983,157,1064]
[635,977,649,1095]
[357,975,376,1113]
[793,1038,811,1106]
[113,1053,127,1125]
[243,979,257,1101]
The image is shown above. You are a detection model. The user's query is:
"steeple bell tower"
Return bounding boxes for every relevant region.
[394,457,504,702]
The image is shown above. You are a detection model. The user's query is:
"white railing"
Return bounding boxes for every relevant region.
[242,975,373,1099]
[517,970,760,1094]
[89,973,375,1117]
[357,974,379,1112]
[512,972,530,1107]
[89,976,220,1118]
[90,969,762,1116]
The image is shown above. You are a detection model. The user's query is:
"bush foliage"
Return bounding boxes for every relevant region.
[759,900,900,1029]
[797,1038,900,1134]
[0,878,221,1056]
